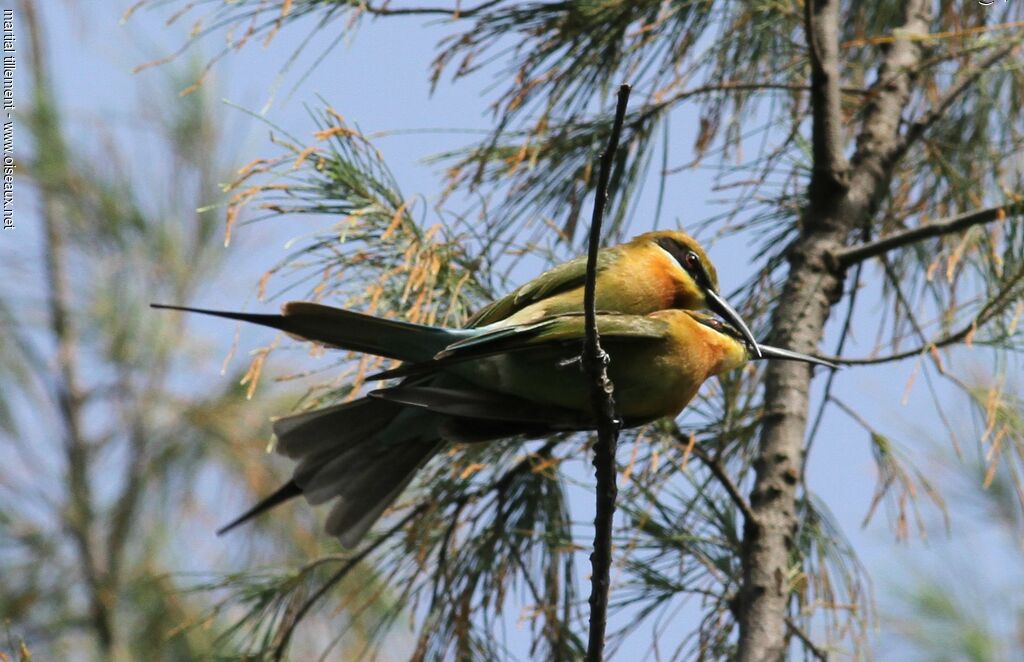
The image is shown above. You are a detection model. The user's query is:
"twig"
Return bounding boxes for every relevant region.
[803,250,864,482]
[896,40,1023,159]
[272,505,425,661]
[785,616,829,661]
[583,83,631,662]
[819,264,1024,365]
[688,445,756,526]
[835,204,1021,267]
[840,19,1024,48]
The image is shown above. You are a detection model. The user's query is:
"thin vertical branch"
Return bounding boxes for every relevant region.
[583,83,630,662]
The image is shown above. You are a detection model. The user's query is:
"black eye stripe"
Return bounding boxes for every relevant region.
[695,315,744,340]
[654,237,711,289]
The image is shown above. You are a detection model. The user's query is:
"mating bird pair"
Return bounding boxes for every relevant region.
[154,231,832,547]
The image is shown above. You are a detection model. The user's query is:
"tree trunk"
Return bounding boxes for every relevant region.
[735,0,932,658]
[735,223,848,661]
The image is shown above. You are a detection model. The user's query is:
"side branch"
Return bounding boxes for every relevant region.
[787,617,830,661]
[835,204,1020,267]
[820,264,1024,366]
[847,0,930,176]
[689,445,756,526]
[583,83,631,662]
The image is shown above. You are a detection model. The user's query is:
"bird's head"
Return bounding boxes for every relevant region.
[636,230,762,357]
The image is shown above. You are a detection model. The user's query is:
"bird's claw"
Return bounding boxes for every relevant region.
[561,349,611,370]
[558,356,582,369]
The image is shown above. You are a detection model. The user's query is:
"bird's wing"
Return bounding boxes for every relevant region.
[435,317,556,357]
[507,312,670,346]
[368,313,669,381]
[446,312,668,356]
[465,250,619,327]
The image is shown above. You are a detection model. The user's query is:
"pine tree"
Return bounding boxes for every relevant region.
[27,0,1024,658]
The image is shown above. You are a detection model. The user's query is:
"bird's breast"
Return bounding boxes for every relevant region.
[450,338,711,423]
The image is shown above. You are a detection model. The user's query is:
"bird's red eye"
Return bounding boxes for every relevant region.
[684,251,700,271]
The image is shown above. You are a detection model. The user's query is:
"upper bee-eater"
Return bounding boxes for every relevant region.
[466,230,762,356]
[153,301,832,548]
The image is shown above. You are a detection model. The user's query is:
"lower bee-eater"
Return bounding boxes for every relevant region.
[153,302,831,547]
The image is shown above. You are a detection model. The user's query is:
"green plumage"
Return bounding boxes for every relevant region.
[466,251,619,327]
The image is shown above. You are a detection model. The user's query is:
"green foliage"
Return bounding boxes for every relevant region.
[0,37,389,660]
[883,405,1024,661]
[225,106,489,318]
[906,584,998,662]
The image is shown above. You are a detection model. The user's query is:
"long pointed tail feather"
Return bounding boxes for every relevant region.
[151,302,468,362]
[217,480,303,535]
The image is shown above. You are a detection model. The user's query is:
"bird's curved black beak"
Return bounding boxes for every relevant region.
[754,344,837,369]
[704,289,762,359]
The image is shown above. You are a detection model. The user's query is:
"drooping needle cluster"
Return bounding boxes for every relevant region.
[153,230,832,547]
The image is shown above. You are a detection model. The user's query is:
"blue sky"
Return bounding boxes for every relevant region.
[15,0,1022,656]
